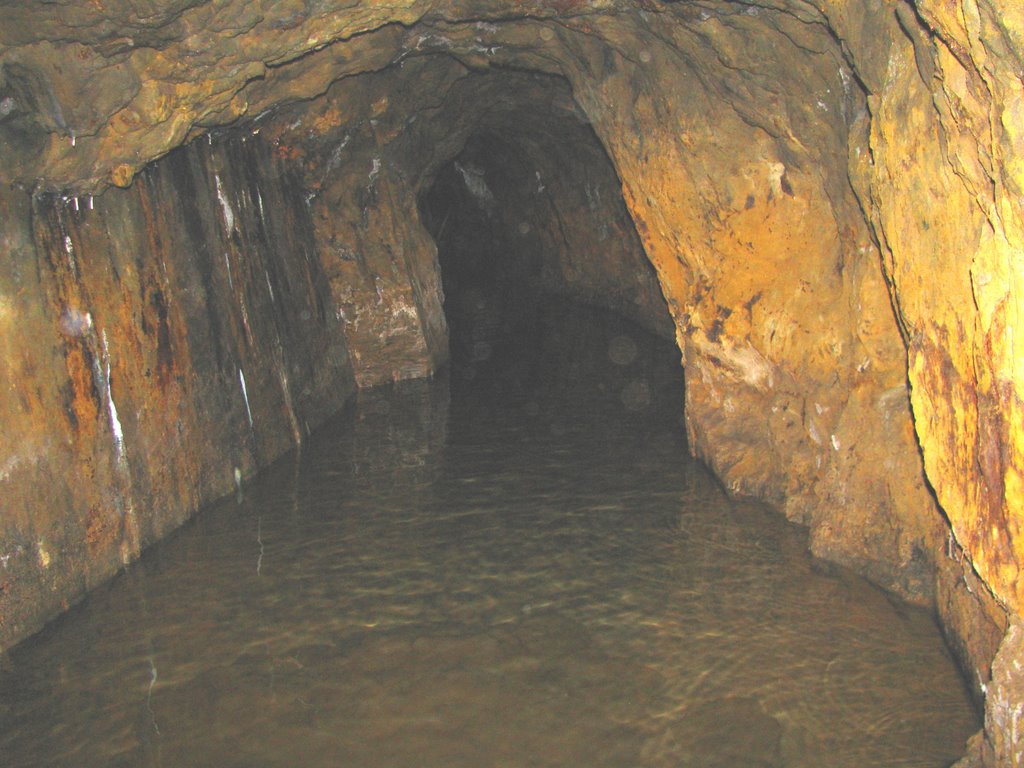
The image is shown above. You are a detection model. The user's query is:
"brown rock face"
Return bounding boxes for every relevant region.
[1,1,1023,763]
[0,135,354,645]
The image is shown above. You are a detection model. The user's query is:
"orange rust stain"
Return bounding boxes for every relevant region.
[110,164,134,187]
[914,329,1021,609]
[63,342,100,433]
[84,506,116,554]
[274,142,304,162]
[311,107,344,133]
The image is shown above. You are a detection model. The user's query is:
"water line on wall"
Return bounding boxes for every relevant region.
[256,188,267,225]
[96,326,140,562]
[265,270,276,303]
[274,347,302,445]
[58,210,79,279]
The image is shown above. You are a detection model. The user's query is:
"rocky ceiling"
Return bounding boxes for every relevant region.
[1,0,861,193]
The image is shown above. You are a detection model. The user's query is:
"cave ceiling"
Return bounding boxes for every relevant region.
[0,0,865,194]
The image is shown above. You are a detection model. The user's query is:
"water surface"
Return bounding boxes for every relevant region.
[0,305,977,767]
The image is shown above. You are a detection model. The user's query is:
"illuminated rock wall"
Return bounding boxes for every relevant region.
[0,135,354,647]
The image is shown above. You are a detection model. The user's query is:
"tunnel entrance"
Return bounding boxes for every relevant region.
[419,132,545,379]
[414,80,675,389]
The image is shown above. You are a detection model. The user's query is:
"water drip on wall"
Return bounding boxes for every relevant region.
[99,330,126,466]
[238,367,254,428]
[274,349,302,446]
[214,173,235,234]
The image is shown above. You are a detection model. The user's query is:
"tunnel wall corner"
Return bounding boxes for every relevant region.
[312,161,449,388]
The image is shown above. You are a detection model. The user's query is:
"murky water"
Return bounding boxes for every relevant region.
[0,305,977,767]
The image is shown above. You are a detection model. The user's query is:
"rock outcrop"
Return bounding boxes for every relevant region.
[1,1,1022,763]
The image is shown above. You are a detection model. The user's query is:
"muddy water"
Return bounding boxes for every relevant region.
[0,305,977,767]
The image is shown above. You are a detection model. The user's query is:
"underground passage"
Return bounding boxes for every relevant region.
[0,2,1022,765]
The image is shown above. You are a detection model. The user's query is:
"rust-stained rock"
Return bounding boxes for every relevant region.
[2,2,1024,763]
[0,135,354,648]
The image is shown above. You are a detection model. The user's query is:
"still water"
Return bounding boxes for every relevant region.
[0,305,977,767]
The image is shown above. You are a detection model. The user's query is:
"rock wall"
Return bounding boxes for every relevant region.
[834,3,1024,762]
[311,157,449,388]
[538,12,944,600]
[0,135,355,649]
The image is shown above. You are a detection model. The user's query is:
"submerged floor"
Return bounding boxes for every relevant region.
[0,304,977,767]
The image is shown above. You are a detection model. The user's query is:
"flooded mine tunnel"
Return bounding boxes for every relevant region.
[1,2,1023,765]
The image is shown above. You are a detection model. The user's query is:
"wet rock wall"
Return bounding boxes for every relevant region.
[834,4,1024,762]
[259,65,459,389]
[311,159,449,388]
[0,135,354,650]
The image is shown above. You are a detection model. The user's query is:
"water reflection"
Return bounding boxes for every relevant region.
[0,304,976,767]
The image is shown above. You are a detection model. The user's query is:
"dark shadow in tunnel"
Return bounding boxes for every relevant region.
[418,131,545,385]
[417,119,684,448]
[413,71,676,385]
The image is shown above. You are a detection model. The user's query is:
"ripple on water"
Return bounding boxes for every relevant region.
[0,304,978,768]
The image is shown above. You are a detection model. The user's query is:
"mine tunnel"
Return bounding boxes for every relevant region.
[419,132,548,377]
[416,103,669,387]
[1,2,1023,766]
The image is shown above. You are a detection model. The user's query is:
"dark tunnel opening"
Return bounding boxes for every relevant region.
[418,132,545,379]
[416,116,685,435]
[414,88,677,387]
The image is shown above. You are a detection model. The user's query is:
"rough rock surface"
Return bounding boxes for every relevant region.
[1,1,1022,763]
[0,135,354,645]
